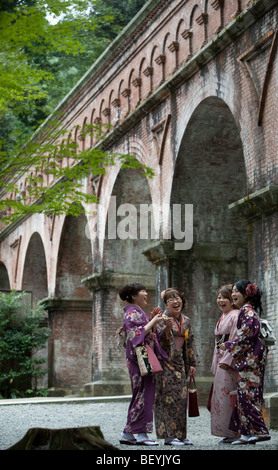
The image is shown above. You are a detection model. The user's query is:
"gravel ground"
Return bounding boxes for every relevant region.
[0,398,277,452]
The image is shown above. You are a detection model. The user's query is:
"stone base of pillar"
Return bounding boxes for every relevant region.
[194,376,213,406]
[263,393,278,430]
[83,380,131,397]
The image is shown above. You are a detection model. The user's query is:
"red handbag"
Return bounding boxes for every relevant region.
[145,344,163,374]
[188,373,200,417]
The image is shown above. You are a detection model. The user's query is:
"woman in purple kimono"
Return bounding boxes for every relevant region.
[220,279,271,445]
[210,285,240,443]
[119,282,168,446]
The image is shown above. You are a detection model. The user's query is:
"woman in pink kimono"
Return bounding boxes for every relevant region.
[210,285,240,443]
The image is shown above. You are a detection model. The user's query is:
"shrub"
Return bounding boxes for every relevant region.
[0,291,49,398]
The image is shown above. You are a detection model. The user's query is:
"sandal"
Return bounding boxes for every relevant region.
[165,438,185,446]
[119,438,137,445]
[231,437,256,445]
[248,435,271,443]
[136,439,159,446]
[218,437,238,444]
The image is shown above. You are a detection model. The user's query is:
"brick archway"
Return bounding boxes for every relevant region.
[45,212,93,391]
[0,261,10,290]
[170,96,248,378]
[82,164,157,395]
[22,232,48,305]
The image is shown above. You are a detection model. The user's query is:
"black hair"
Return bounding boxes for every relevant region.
[119,282,146,303]
[234,279,263,316]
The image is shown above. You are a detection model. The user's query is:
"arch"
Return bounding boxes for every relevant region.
[55,210,92,298]
[90,108,96,146]
[22,232,48,304]
[81,116,88,150]
[139,57,148,101]
[151,45,161,90]
[0,261,10,290]
[170,95,248,377]
[109,89,119,126]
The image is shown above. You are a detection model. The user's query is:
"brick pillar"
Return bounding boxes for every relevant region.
[43,298,93,395]
[143,239,248,403]
[229,185,278,393]
[82,271,156,396]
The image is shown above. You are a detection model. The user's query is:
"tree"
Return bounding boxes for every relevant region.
[0,0,152,224]
[0,291,49,398]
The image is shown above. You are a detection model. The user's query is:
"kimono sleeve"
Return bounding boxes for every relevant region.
[219,312,238,369]
[123,308,146,349]
[225,306,260,361]
[184,321,199,376]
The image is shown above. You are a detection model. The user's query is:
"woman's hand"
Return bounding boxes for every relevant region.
[151,307,163,318]
[145,311,163,335]
[190,366,196,376]
[165,317,174,332]
[152,313,164,325]
[219,343,226,351]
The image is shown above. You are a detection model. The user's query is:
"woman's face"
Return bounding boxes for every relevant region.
[133,289,148,308]
[217,294,232,314]
[232,286,246,309]
[166,295,182,317]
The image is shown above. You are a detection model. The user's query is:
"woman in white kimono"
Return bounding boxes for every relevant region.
[210,285,240,443]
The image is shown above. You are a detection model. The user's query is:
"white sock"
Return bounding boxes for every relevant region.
[137,433,148,441]
[121,432,134,440]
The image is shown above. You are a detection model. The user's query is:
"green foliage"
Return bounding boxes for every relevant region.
[0,0,153,224]
[0,118,154,223]
[0,291,49,398]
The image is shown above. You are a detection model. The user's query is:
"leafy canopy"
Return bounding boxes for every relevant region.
[0,0,152,224]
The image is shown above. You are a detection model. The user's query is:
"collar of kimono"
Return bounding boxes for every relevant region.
[170,312,183,336]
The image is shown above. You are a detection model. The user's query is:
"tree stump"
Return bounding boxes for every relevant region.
[7,426,118,450]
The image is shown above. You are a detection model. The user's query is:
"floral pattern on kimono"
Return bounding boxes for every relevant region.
[225,304,269,437]
[154,311,199,440]
[210,309,240,438]
[122,304,168,434]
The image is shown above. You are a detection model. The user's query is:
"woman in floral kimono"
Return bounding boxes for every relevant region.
[220,279,271,445]
[210,285,240,443]
[154,288,199,446]
[119,282,168,446]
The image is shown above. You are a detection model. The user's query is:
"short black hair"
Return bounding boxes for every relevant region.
[119,282,146,303]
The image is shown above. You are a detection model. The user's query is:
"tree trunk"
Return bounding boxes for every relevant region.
[7,426,118,450]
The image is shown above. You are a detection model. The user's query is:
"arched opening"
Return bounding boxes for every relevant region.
[21,232,48,389]
[88,165,156,391]
[103,167,156,289]
[170,96,248,378]
[55,211,92,298]
[22,232,48,304]
[0,261,10,290]
[48,210,93,391]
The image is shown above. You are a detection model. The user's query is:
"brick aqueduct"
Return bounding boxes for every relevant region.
[0,0,278,399]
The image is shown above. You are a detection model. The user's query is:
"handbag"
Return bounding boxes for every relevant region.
[135,344,163,376]
[188,373,200,417]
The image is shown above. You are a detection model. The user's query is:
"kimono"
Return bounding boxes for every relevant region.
[225,303,269,437]
[154,311,199,441]
[122,304,168,434]
[210,309,240,438]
